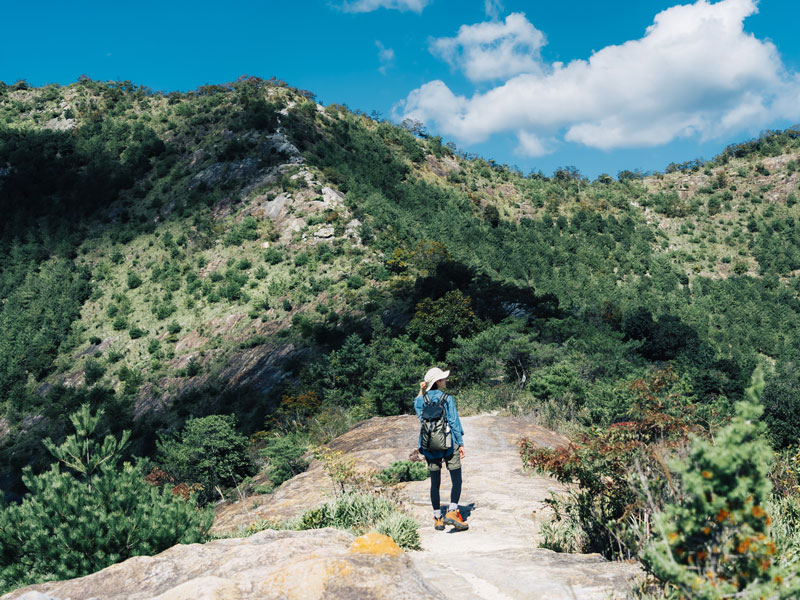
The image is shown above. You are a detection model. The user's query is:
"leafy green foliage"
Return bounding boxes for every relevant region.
[760,371,800,449]
[258,434,309,487]
[287,490,420,549]
[0,405,211,594]
[521,368,696,558]
[446,319,538,387]
[316,331,433,416]
[0,260,91,403]
[643,400,799,598]
[377,460,428,485]
[407,290,480,359]
[157,414,255,504]
[126,270,142,289]
[83,358,106,386]
[223,216,259,246]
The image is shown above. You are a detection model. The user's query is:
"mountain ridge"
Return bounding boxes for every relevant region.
[2,75,800,509]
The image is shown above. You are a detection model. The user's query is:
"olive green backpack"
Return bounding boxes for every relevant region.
[419,392,452,452]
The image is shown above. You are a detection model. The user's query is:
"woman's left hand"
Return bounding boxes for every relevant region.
[458,446,465,460]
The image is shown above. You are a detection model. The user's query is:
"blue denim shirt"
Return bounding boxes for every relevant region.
[413,389,464,459]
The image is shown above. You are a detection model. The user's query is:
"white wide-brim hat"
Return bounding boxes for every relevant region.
[424,367,450,390]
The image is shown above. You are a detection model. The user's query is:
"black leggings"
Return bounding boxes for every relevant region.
[430,467,462,511]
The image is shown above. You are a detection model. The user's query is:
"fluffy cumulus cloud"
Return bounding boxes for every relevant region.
[430,13,546,82]
[399,0,800,155]
[339,0,431,13]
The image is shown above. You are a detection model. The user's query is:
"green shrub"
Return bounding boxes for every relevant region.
[376,512,421,550]
[126,270,143,289]
[264,247,282,264]
[407,290,480,360]
[118,365,143,396]
[129,325,146,339]
[522,368,695,558]
[157,414,255,504]
[316,243,334,263]
[179,358,202,377]
[346,274,365,289]
[288,491,420,550]
[537,498,585,553]
[83,358,106,385]
[259,434,309,487]
[761,375,800,449]
[377,460,428,485]
[167,320,182,334]
[733,261,749,275]
[0,405,212,594]
[223,216,259,246]
[219,279,242,301]
[643,399,799,598]
[153,301,177,320]
[112,315,127,330]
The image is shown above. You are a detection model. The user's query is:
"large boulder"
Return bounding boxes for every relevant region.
[3,528,441,600]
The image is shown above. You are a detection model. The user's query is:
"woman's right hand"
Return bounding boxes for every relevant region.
[419,381,427,393]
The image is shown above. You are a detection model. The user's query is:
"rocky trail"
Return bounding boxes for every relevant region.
[402,415,640,600]
[216,413,641,599]
[5,414,641,600]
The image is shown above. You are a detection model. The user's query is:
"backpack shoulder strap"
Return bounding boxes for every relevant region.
[422,391,432,405]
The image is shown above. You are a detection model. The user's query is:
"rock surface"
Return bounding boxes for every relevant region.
[403,415,640,600]
[6,414,642,600]
[215,414,642,599]
[3,529,442,600]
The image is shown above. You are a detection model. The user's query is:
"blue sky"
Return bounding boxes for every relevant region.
[2,0,799,178]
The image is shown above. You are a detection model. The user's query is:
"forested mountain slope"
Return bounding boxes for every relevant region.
[2,76,800,502]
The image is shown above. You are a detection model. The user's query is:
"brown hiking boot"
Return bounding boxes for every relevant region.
[434,516,445,530]
[444,509,469,531]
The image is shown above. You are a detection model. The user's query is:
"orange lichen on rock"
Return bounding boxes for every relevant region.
[349,532,403,556]
[325,559,354,578]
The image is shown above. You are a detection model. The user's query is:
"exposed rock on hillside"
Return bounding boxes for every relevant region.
[3,528,441,600]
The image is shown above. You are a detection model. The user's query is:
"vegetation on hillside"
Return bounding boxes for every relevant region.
[2,76,800,595]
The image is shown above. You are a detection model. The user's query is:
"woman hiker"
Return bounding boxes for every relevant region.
[414,367,468,531]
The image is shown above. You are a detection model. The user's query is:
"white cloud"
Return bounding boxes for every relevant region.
[516,131,553,157]
[399,0,800,155]
[376,41,395,75]
[484,0,503,20]
[339,0,431,13]
[430,13,546,82]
